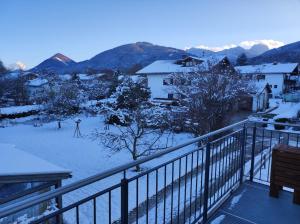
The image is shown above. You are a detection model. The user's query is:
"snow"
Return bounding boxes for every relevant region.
[59,74,72,81]
[78,74,92,80]
[0,115,193,223]
[210,214,225,224]
[0,105,42,115]
[27,78,48,87]
[136,56,227,74]
[271,100,300,119]
[235,63,298,74]
[0,143,70,176]
[228,190,245,210]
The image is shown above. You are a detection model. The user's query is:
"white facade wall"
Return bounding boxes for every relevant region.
[147,73,174,99]
[256,74,284,97]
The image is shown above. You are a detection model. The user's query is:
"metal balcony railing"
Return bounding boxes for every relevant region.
[1,119,300,224]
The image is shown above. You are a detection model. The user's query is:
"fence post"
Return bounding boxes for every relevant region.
[250,125,256,181]
[203,142,211,223]
[121,178,129,224]
[239,125,246,185]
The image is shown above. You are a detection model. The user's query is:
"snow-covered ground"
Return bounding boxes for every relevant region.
[270,98,300,119]
[0,115,194,223]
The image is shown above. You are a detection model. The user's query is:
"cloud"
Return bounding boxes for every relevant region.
[239,39,284,49]
[189,39,284,52]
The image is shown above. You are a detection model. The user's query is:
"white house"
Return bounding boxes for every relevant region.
[235,62,299,98]
[136,55,233,100]
[26,78,49,97]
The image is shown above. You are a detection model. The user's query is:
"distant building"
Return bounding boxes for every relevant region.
[26,78,49,97]
[136,55,234,101]
[235,62,299,97]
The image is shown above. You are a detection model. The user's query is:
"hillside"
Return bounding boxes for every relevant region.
[30,53,76,73]
[30,42,189,74]
[250,41,300,64]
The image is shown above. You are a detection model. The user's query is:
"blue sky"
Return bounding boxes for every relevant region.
[1,0,300,69]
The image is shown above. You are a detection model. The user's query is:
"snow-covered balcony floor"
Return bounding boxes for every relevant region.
[208,181,300,224]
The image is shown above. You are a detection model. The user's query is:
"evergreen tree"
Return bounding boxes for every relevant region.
[115,76,151,110]
[0,60,7,75]
[236,53,248,66]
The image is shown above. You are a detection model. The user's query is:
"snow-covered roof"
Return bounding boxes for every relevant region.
[235,63,298,74]
[59,74,72,81]
[0,105,42,115]
[0,143,71,178]
[27,78,48,87]
[136,55,228,74]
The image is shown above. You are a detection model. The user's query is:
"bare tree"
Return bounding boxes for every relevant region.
[171,65,250,136]
[93,107,172,171]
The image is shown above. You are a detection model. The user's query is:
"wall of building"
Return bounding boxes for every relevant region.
[256,74,284,97]
[147,73,173,99]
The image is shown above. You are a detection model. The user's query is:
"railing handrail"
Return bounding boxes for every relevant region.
[0,119,248,218]
[253,120,300,128]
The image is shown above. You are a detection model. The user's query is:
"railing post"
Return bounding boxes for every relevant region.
[55,180,63,224]
[121,178,129,224]
[203,142,211,223]
[250,125,257,182]
[239,126,246,185]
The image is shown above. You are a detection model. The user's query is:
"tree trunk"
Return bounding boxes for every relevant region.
[58,121,61,129]
[132,137,141,171]
[132,154,140,172]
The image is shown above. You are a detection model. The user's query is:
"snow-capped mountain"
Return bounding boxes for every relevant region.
[185,48,214,58]
[30,42,188,74]
[250,41,300,64]
[71,42,188,74]
[30,53,76,73]
[187,44,270,63]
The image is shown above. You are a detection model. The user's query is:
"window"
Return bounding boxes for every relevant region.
[257,74,265,81]
[170,78,174,85]
[168,94,174,99]
[274,85,278,88]
[163,78,173,85]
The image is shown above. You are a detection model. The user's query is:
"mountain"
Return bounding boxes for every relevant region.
[30,53,76,73]
[187,44,270,64]
[247,44,269,57]
[71,42,188,73]
[30,42,189,74]
[250,41,300,64]
[216,46,246,62]
[185,48,214,57]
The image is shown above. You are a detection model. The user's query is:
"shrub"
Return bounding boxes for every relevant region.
[262,113,276,119]
[274,118,290,130]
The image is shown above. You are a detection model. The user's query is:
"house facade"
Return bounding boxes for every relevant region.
[136,56,234,100]
[235,62,299,98]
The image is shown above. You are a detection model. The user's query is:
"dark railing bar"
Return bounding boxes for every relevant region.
[109,190,112,224]
[93,197,97,224]
[170,161,174,224]
[127,145,205,182]
[155,169,158,224]
[163,165,167,224]
[253,120,300,128]
[136,178,139,224]
[31,183,122,224]
[203,142,211,223]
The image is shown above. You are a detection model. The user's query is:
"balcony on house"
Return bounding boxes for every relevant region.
[1,120,300,224]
